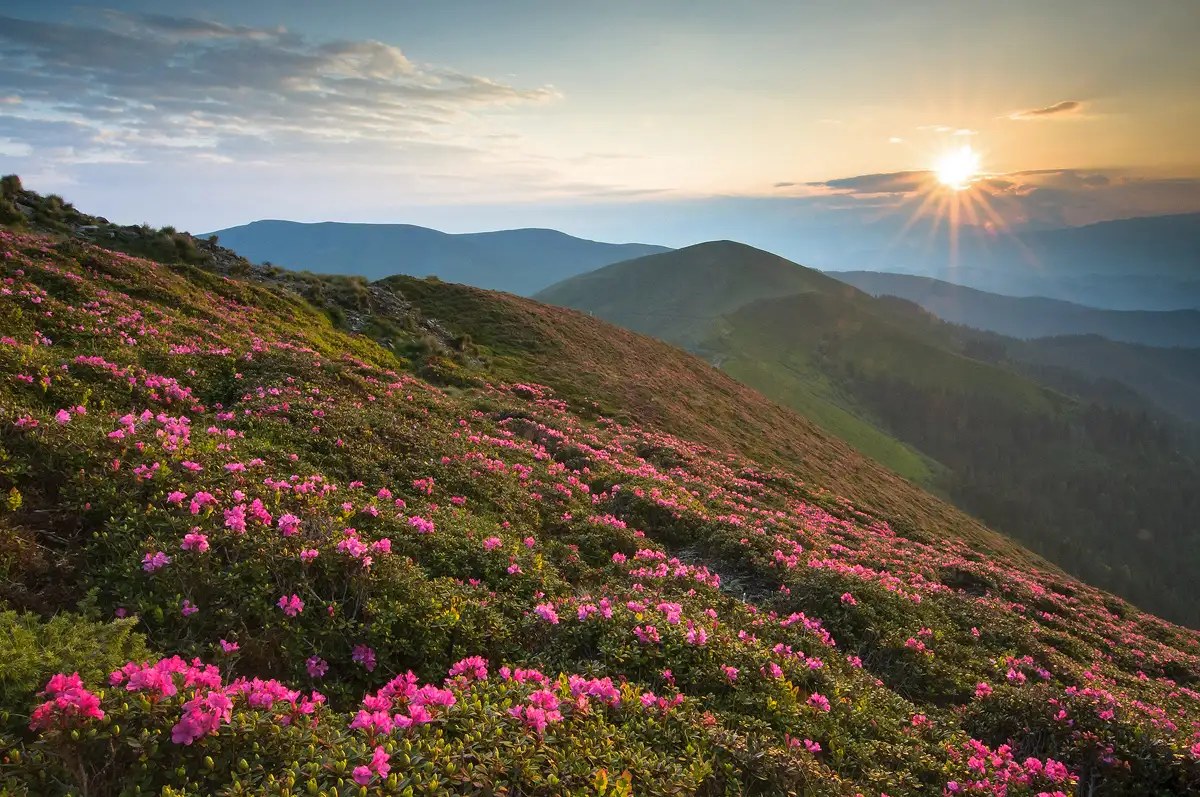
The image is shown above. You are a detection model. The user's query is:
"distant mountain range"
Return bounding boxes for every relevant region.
[203,220,670,296]
[537,240,1200,626]
[850,213,1200,311]
[828,270,1200,348]
[206,212,1200,314]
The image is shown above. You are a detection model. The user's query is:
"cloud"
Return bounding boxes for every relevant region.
[803,165,1200,229]
[0,11,560,169]
[0,137,32,157]
[809,170,933,195]
[773,181,797,188]
[99,10,292,42]
[1006,100,1084,120]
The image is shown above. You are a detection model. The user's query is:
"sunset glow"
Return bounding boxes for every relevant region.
[934,146,981,191]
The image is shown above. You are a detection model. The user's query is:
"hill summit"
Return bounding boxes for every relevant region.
[1,182,1199,796]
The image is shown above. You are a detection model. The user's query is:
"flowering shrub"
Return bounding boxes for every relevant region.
[0,228,1198,795]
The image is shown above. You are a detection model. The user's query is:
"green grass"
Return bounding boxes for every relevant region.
[719,351,939,485]
[384,273,1036,564]
[2,204,1200,795]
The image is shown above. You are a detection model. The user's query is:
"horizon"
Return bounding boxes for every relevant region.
[1,0,1199,270]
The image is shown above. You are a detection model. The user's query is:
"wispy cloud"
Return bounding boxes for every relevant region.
[0,11,559,168]
[1006,100,1084,120]
[809,170,933,195]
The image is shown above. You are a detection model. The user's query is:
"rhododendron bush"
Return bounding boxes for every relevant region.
[0,229,1198,795]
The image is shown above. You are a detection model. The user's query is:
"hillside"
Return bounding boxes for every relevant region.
[933,329,1200,430]
[4,184,1200,795]
[829,270,1200,348]
[203,220,671,296]
[538,242,1200,629]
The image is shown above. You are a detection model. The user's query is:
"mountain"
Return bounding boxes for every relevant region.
[828,270,1200,348]
[539,241,1200,629]
[7,182,1200,797]
[202,219,671,296]
[838,213,1200,311]
[4,181,1200,795]
[536,240,862,348]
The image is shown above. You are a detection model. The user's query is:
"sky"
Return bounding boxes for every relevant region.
[1,1,1198,268]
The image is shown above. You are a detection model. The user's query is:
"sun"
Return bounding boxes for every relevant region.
[934,145,981,190]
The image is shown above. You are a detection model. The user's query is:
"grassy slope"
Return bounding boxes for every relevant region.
[536,243,1200,628]
[0,223,1198,795]
[535,243,939,481]
[716,292,1067,416]
[388,274,1027,563]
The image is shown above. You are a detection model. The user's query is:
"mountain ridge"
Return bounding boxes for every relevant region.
[204,218,672,296]
[828,269,1200,348]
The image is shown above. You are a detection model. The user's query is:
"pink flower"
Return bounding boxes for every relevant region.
[371,745,391,778]
[612,552,627,564]
[142,551,170,571]
[807,694,831,712]
[722,665,739,681]
[840,592,857,605]
[633,625,660,644]
[448,655,489,682]
[219,639,240,653]
[306,656,328,678]
[974,682,993,699]
[181,532,209,552]
[181,599,199,616]
[534,603,559,624]
[277,594,304,617]
[483,536,502,550]
[352,766,372,786]
[300,548,319,563]
[29,673,105,731]
[55,409,71,424]
[524,536,536,548]
[353,645,376,672]
[278,513,301,536]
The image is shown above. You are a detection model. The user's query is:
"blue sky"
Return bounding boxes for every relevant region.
[1,1,1198,267]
